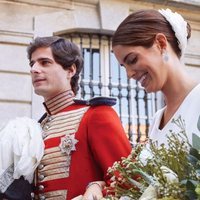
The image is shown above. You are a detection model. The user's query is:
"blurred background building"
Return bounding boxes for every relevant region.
[0,0,199,143]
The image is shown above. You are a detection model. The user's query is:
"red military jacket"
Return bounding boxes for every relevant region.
[35,90,131,200]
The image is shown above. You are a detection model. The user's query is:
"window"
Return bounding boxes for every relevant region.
[62,32,159,143]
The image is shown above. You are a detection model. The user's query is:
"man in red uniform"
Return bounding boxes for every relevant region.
[27,36,131,200]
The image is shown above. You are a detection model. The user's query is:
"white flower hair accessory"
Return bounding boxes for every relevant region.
[158,8,188,57]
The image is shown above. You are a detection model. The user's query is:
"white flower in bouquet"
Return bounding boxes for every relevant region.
[119,196,132,200]
[160,166,179,183]
[138,144,153,166]
[139,185,157,200]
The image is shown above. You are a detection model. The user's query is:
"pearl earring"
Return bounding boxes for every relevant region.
[162,49,169,62]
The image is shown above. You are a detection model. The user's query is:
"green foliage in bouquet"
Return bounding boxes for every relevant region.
[103,116,200,200]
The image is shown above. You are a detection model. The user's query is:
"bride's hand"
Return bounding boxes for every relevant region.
[82,181,105,200]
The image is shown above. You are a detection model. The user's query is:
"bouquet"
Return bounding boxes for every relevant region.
[102,116,200,200]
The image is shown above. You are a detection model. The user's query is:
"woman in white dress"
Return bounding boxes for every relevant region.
[112,8,200,145]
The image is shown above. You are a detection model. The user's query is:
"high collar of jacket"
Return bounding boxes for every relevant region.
[43,90,75,115]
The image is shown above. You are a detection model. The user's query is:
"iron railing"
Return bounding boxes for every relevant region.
[62,32,159,143]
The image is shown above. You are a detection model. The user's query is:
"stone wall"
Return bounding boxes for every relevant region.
[0,0,199,126]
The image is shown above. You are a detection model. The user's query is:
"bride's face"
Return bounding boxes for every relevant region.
[113,43,168,93]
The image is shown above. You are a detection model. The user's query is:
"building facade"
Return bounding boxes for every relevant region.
[0,0,199,142]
